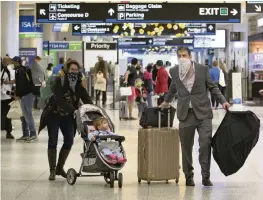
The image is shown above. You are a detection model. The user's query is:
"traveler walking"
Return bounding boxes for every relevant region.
[13,56,37,142]
[209,61,220,110]
[144,64,154,107]
[94,55,111,107]
[1,58,15,139]
[155,60,169,105]
[123,58,138,120]
[38,60,93,181]
[219,59,228,98]
[160,47,230,187]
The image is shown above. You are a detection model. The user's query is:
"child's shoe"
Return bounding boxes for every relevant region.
[117,157,127,164]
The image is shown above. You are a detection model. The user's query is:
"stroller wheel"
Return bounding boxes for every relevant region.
[109,172,114,188]
[104,173,111,184]
[118,173,123,188]
[67,168,77,185]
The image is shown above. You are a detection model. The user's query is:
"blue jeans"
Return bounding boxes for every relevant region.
[146,91,153,107]
[47,114,75,150]
[20,93,36,137]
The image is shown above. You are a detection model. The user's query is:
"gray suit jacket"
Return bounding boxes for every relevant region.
[30,61,45,86]
[165,63,226,121]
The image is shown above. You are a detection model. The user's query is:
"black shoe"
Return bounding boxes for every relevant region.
[48,149,57,181]
[202,178,213,186]
[56,148,70,178]
[186,178,195,186]
[6,132,15,139]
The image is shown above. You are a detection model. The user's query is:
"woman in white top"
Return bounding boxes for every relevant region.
[1,58,15,139]
[46,63,54,78]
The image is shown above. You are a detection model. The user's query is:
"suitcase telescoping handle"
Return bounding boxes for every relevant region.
[157,107,171,130]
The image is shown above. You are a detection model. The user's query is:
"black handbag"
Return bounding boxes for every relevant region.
[140,106,176,128]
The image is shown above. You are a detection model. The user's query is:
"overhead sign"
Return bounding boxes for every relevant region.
[72,23,215,36]
[118,37,193,48]
[36,3,241,23]
[19,16,43,38]
[246,1,263,13]
[43,41,82,51]
[86,42,117,50]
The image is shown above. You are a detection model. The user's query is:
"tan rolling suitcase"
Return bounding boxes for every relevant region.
[137,108,180,184]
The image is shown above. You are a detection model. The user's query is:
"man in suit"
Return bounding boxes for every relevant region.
[161,47,230,187]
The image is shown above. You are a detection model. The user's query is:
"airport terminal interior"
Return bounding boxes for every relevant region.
[1,1,263,200]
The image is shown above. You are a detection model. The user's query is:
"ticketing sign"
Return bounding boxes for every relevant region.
[72,23,215,36]
[36,3,241,23]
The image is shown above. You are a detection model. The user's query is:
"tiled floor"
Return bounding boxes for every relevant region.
[1,105,263,200]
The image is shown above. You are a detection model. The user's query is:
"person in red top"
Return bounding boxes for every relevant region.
[155,60,168,95]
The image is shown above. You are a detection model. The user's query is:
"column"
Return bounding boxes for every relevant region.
[1,1,19,58]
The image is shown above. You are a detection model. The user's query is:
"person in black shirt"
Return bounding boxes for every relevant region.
[124,58,138,120]
[39,60,93,181]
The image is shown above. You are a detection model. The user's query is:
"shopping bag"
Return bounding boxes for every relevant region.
[219,69,226,87]
[120,87,132,96]
[7,100,22,119]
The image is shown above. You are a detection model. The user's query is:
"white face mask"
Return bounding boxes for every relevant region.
[179,58,191,68]
[178,58,192,80]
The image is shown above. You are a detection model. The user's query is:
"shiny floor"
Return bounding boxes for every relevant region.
[1,105,263,200]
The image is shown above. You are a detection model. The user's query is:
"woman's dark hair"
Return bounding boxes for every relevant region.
[65,60,81,72]
[47,63,53,71]
[146,64,153,72]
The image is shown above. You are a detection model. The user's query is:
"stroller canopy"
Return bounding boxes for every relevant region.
[76,104,115,135]
[212,110,260,176]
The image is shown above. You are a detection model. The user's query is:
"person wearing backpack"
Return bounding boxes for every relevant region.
[38,60,93,181]
[13,56,37,142]
[1,57,15,139]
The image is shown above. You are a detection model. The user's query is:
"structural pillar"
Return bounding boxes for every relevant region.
[0,1,19,58]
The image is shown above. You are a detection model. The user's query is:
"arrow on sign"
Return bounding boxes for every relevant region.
[40,9,46,16]
[74,25,80,31]
[208,25,214,31]
[255,5,261,12]
[108,8,115,16]
[230,9,238,16]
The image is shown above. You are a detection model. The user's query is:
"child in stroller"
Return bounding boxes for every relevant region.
[66,104,126,188]
[87,117,127,164]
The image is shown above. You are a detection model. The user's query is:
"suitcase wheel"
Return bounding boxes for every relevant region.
[147,181,151,185]
[166,180,169,184]
[176,179,179,184]
[138,179,141,184]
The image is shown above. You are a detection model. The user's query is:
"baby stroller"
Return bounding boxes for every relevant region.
[66,104,126,188]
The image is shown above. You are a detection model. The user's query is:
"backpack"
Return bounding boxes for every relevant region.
[40,75,64,103]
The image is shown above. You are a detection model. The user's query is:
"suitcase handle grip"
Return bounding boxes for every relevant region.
[158,107,171,129]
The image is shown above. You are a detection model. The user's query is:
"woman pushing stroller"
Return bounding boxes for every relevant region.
[39,60,93,181]
[86,117,127,164]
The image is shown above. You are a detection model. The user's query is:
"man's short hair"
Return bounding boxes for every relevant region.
[35,56,41,61]
[59,57,64,64]
[131,58,138,65]
[177,46,191,56]
[156,60,163,67]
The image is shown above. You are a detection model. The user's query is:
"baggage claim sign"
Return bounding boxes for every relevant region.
[36,3,241,23]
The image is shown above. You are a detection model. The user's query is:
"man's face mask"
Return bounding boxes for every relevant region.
[179,58,191,68]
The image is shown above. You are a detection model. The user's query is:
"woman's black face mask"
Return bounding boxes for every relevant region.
[68,72,79,82]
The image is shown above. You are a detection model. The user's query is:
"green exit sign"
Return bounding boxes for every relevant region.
[220,8,228,15]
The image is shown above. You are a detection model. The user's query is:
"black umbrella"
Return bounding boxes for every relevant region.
[212,110,260,176]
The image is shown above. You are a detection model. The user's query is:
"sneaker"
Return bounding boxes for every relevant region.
[16,136,29,141]
[26,136,38,143]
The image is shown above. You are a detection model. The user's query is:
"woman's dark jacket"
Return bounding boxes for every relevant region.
[39,73,93,134]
